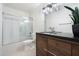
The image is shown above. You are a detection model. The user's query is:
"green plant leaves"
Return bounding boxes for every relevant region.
[69,14,75,24]
[64,6,75,12]
[75,7,79,23]
[64,6,79,24]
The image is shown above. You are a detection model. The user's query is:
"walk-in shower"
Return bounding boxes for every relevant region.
[0,3,36,56]
[2,12,33,45]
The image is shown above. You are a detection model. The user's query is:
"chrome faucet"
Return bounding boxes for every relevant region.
[49,27,55,33]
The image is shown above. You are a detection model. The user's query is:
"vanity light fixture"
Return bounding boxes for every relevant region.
[42,3,63,15]
[42,3,53,14]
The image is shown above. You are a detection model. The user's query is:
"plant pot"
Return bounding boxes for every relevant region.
[72,24,79,37]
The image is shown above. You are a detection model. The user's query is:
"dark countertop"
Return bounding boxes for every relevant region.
[36,32,79,43]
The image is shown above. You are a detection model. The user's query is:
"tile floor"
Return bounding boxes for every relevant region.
[2,40,36,56]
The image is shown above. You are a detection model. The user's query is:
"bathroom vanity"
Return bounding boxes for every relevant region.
[36,32,79,56]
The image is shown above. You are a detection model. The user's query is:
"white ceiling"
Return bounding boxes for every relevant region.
[3,3,48,12]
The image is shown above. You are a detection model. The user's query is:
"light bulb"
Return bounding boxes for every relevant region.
[42,9,46,13]
[49,8,52,12]
[45,11,49,15]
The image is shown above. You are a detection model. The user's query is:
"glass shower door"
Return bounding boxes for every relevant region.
[2,13,33,45]
[19,17,33,40]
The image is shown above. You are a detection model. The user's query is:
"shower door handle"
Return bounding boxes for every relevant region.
[29,32,32,34]
[29,32,32,36]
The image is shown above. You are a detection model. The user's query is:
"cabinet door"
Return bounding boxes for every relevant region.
[48,37,71,56]
[36,34,48,56]
[48,37,63,56]
[56,40,71,56]
[72,44,79,56]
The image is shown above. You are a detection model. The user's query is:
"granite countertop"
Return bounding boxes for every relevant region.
[36,32,79,43]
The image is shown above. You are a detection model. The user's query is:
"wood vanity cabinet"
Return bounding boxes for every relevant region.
[36,33,79,56]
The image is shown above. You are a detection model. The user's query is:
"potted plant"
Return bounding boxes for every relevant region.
[64,6,79,37]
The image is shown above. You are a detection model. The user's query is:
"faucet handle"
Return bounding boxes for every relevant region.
[52,27,55,29]
[49,27,54,30]
[49,27,55,32]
